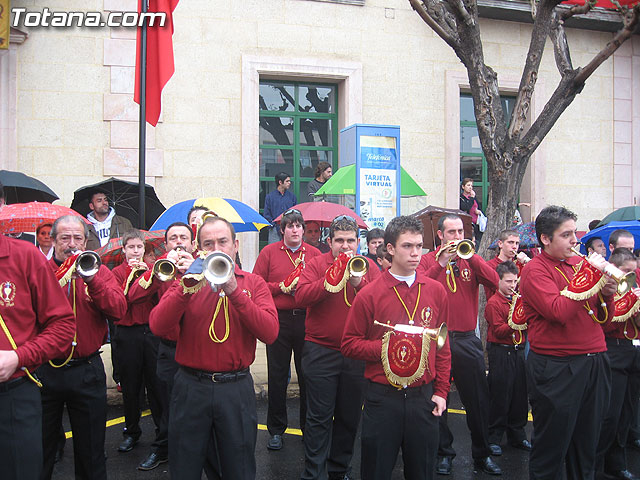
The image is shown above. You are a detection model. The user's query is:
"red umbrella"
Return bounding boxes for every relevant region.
[0,202,89,235]
[274,202,369,229]
[95,230,166,270]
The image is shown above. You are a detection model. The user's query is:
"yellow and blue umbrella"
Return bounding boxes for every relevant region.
[150,198,270,233]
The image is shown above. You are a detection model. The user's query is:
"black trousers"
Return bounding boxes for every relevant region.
[169,367,257,480]
[487,342,528,445]
[0,378,42,480]
[267,309,307,436]
[526,350,611,480]
[108,318,120,384]
[596,339,640,473]
[438,332,491,460]
[39,355,108,480]
[117,324,164,451]
[301,340,365,480]
[361,381,438,480]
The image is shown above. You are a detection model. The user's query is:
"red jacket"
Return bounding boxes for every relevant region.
[252,241,321,310]
[149,266,279,372]
[341,270,451,398]
[112,262,155,327]
[519,250,613,356]
[0,236,75,379]
[296,252,381,350]
[485,292,516,345]
[418,249,498,332]
[49,259,127,358]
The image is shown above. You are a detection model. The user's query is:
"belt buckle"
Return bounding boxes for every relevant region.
[586,352,597,357]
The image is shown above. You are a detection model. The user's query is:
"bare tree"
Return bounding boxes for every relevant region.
[409,0,640,254]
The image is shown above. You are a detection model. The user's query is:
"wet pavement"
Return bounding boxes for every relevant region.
[51,390,640,479]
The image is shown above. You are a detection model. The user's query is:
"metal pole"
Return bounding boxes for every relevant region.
[138,0,148,229]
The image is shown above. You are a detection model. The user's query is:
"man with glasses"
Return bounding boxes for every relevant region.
[418,213,500,476]
[253,208,321,451]
[264,172,297,245]
[296,215,381,480]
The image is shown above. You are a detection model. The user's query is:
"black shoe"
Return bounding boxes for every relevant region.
[489,443,503,456]
[138,452,168,471]
[328,473,353,480]
[511,439,532,451]
[473,457,502,475]
[606,470,640,480]
[267,434,283,450]
[436,456,453,475]
[117,436,138,453]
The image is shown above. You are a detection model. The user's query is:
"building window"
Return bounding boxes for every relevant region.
[258,80,339,244]
[459,93,515,209]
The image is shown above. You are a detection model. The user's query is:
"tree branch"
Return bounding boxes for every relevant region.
[574,4,639,84]
[408,0,461,52]
[549,10,573,75]
[559,0,595,21]
[452,0,475,26]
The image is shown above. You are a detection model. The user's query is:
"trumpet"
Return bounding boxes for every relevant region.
[202,251,234,287]
[374,321,448,350]
[347,254,369,278]
[436,239,475,261]
[153,258,177,282]
[75,251,101,278]
[571,246,636,295]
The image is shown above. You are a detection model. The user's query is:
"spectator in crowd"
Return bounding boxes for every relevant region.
[264,173,297,245]
[459,178,484,247]
[307,162,332,200]
[85,191,133,250]
[365,228,385,268]
[37,223,54,260]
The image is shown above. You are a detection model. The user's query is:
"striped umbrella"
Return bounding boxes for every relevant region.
[95,230,166,270]
[150,198,270,233]
[0,202,88,234]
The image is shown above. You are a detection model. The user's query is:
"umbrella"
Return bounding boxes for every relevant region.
[95,230,166,269]
[70,177,165,230]
[488,222,539,249]
[597,206,640,227]
[0,170,59,204]
[411,205,472,250]
[314,165,427,197]
[150,198,270,233]
[579,220,640,258]
[273,202,368,229]
[0,202,89,235]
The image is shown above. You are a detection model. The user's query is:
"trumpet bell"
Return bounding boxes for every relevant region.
[456,240,475,260]
[425,323,448,350]
[347,255,369,278]
[617,271,636,295]
[76,251,101,278]
[153,259,177,282]
[203,251,234,286]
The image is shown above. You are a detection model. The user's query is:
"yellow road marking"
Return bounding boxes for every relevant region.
[65,406,533,439]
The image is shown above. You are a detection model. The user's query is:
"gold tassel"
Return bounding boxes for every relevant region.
[280,276,299,294]
[181,273,206,295]
[58,264,76,288]
[324,267,350,293]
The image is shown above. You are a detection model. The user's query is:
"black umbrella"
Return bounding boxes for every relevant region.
[70,177,165,230]
[0,170,59,204]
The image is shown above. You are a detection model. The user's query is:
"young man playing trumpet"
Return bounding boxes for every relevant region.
[296,215,381,480]
[520,205,617,480]
[417,213,500,476]
[253,208,321,451]
[342,216,451,480]
[485,229,530,300]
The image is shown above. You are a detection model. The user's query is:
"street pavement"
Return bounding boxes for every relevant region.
[50,389,640,479]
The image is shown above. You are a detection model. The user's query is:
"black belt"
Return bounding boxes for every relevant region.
[280,308,306,316]
[161,339,177,348]
[367,380,433,397]
[449,330,475,338]
[0,376,28,392]
[182,366,250,383]
[606,337,634,347]
[51,350,101,368]
[491,342,525,351]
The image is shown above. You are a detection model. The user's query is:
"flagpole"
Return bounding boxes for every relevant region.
[138,0,148,229]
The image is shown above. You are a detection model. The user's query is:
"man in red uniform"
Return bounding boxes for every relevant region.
[111,229,165,469]
[342,216,451,480]
[253,208,321,450]
[485,229,530,300]
[596,248,640,480]
[520,205,616,480]
[0,183,76,480]
[150,216,279,480]
[39,215,127,480]
[296,215,381,480]
[417,213,500,476]
[484,261,530,457]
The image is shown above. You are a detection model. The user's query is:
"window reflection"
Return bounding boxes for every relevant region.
[299,86,334,113]
[259,83,295,112]
[259,117,294,146]
[300,118,331,147]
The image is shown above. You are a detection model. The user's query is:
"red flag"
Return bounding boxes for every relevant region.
[134,0,179,127]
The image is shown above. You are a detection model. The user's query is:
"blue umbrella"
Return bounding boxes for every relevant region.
[150,198,269,233]
[488,222,538,249]
[579,220,640,258]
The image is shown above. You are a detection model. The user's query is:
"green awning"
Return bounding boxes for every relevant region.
[314,165,427,197]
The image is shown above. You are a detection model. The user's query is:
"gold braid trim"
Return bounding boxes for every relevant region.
[380,330,431,390]
[138,273,153,290]
[123,267,147,296]
[181,273,206,295]
[324,266,350,293]
[508,297,527,331]
[613,300,640,323]
[560,274,607,301]
[280,276,299,295]
[58,264,76,288]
